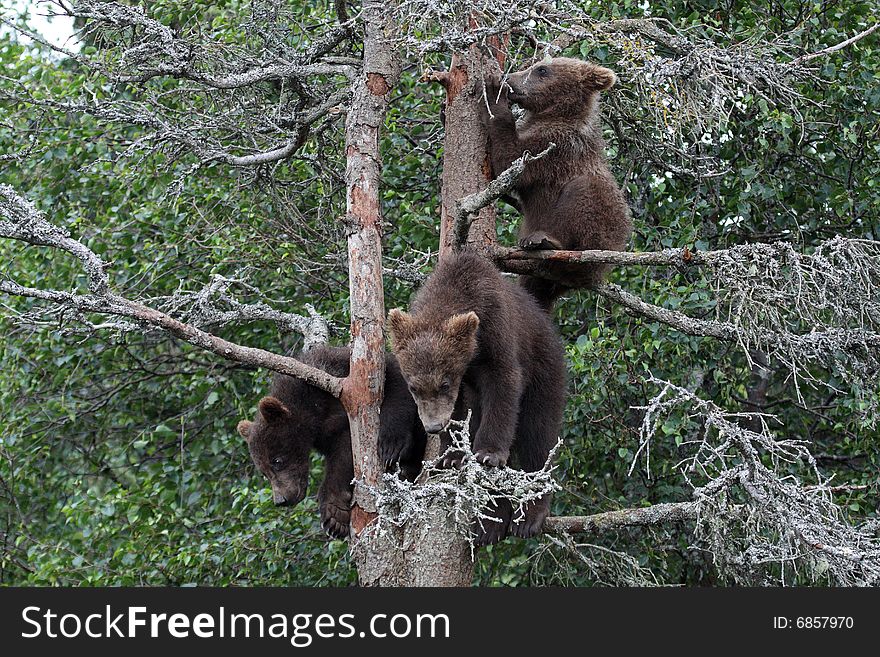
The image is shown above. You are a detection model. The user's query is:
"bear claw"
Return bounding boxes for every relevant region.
[473,519,508,546]
[438,451,465,469]
[379,442,407,471]
[322,516,349,539]
[474,450,508,468]
[320,498,351,539]
[509,518,544,539]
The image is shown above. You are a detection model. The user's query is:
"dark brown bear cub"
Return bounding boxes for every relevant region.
[388,252,566,544]
[237,346,426,539]
[481,57,633,309]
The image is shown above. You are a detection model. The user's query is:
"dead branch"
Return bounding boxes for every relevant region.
[453,144,554,249]
[545,502,698,535]
[359,414,560,554]
[494,237,880,411]
[492,244,706,267]
[793,22,880,64]
[387,2,812,177]
[595,282,737,339]
[633,379,880,585]
[0,184,342,395]
[1,2,359,177]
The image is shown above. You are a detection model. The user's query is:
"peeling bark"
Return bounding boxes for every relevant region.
[341,1,472,587]
[385,26,513,587]
[353,510,474,587]
[341,0,399,546]
[438,50,499,259]
[347,14,510,587]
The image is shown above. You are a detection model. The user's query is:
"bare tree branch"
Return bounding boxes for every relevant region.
[453,144,554,248]
[2,2,359,178]
[0,184,342,395]
[595,281,737,340]
[793,22,880,64]
[494,236,880,410]
[596,281,880,397]
[633,379,880,585]
[545,502,698,535]
[492,244,706,267]
[157,274,330,340]
[387,1,813,177]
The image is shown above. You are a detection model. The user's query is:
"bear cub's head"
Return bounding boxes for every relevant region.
[505,57,616,119]
[237,395,331,508]
[387,309,479,434]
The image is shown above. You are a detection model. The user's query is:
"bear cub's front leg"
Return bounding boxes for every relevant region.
[378,435,408,471]
[318,485,352,540]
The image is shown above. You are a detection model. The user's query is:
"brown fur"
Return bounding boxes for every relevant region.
[237,346,426,539]
[388,252,567,544]
[481,57,633,309]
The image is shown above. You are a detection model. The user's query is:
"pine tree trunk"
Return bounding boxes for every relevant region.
[438,47,499,258]
[345,4,502,587]
[341,0,473,587]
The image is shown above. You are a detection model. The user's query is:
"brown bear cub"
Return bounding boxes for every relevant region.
[388,252,566,544]
[481,57,633,309]
[236,346,426,539]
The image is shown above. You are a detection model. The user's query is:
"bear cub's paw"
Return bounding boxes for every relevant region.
[473,448,509,468]
[439,450,465,469]
[320,493,352,539]
[473,518,508,547]
[378,438,408,471]
[509,501,550,539]
[473,498,513,546]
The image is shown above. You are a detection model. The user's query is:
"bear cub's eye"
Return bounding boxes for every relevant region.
[439,380,451,394]
[270,456,284,471]
[537,66,549,76]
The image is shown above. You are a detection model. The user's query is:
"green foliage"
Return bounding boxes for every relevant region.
[1,0,878,586]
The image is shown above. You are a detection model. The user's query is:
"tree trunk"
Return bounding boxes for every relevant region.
[364,33,510,588]
[438,48,499,258]
[341,0,396,554]
[342,0,472,587]
[344,6,511,587]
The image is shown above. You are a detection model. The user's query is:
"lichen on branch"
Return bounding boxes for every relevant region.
[356,413,561,555]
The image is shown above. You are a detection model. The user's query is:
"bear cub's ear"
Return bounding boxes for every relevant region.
[258,396,290,423]
[237,420,253,441]
[388,308,415,346]
[444,311,480,344]
[584,64,617,91]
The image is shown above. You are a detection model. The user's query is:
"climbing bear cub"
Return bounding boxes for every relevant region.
[237,346,426,539]
[388,252,567,543]
[481,57,633,309]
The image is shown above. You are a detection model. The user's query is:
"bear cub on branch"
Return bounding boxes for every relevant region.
[236,346,426,539]
[481,57,633,309]
[388,252,566,543]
